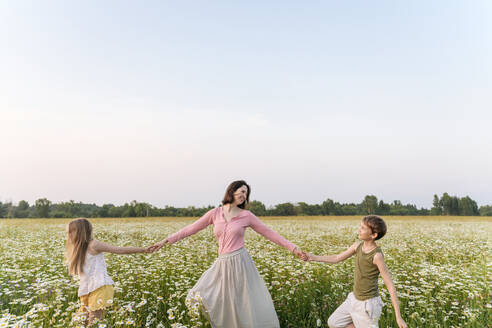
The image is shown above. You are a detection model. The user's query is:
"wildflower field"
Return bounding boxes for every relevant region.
[0,216,490,328]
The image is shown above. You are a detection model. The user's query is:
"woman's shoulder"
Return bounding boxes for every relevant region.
[243,210,261,222]
[210,207,221,217]
[242,209,254,217]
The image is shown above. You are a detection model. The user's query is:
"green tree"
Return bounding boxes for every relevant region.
[248,200,267,216]
[361,195,378,214]
[458,196,478,216]
[450,196,459,215]
[376,200,390,215]
[108,205,125,217]
[321,199,335,215]
[430,194,442,215]
[14,200,30,218]
[122,201,137,217]
[0,202,8,218]
[272,203,296,216]
[135,202,151,217]
[479,205,492,216]
[296,202,320,216]
[35,198,52,218]
[341,203,360,215]
[99,204,114,217]
[162,206,178,217]
[440,193,452,215]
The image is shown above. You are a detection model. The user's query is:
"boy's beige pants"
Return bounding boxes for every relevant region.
[328,292,384,328]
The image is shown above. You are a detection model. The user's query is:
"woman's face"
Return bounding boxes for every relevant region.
[233,185,248,206]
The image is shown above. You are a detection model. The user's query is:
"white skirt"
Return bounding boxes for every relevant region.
[186,247,280,328]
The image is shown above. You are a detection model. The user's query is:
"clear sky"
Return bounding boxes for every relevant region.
[1,1,491,208]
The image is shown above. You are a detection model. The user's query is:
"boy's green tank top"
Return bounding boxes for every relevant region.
[353,242,383,300]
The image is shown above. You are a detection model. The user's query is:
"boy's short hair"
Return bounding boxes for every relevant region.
[362,215,387,240]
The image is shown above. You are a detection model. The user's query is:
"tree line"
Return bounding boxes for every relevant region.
[0,193,490,218]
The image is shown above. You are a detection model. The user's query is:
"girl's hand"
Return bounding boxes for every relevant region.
[147,239,169,253]
[396,317,407,328]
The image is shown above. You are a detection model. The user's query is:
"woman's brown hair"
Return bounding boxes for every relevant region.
[222,180,251,209]
[65,218,93,275]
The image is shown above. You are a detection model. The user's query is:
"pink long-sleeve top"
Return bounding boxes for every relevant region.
[166,207,297,254]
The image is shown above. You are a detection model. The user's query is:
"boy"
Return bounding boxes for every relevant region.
[308,215,407,328]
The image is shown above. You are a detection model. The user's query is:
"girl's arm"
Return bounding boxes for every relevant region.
[308,242,358,263]
[148,208,215,252]
[91,240,148,255]
[373,252,407,328]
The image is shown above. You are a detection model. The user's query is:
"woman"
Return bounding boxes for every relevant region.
[148,180,307,328]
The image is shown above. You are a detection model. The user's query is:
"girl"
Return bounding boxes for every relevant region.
[65,218,150,326]
[149,180,308,328]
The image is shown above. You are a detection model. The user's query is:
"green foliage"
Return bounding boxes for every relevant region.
[431,193,479,216]
[271,202,297,216]
[1,193,487,219]
[361,195,378,214]
[479,205,492,216]
[13,200,30,218]
[248,200,267,216]
[35,198,52,218]
[430,194,442,215]
[0,201,8,218]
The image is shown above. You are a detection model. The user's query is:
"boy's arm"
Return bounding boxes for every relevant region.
[92,240,148,255]
[373,252,407,328]
[308,241,359,263]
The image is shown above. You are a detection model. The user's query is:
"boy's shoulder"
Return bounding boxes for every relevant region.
[350,241,362,252]
[373,247,385,264]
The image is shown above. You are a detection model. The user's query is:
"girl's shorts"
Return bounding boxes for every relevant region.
[79,285,114,312]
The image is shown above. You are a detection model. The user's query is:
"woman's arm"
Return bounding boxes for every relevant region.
[148,208,215,252]
[374,252,407,328]
[92,240,148,255]
[248,212,298,253]
[308,242,358,263]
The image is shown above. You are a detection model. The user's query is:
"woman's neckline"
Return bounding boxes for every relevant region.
[221,206,245,223]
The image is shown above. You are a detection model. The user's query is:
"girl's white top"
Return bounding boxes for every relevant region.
[78,252,114,296]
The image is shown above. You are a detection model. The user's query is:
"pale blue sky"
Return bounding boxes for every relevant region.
[1,1,491,208]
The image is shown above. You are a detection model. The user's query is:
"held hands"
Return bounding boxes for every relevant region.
[147,239,169,253]
[293,247,309,261]
[305,252,314,262]
[142,247,153,254]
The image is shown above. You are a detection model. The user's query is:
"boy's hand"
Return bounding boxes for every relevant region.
[396,317,407,328]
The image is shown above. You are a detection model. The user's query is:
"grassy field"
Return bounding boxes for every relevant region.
[0,216,490,327]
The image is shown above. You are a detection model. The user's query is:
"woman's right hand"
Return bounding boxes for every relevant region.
[147,239,169,253]
[293,247,309,261]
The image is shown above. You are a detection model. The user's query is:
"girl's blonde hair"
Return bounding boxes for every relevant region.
[65,218,93,275]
